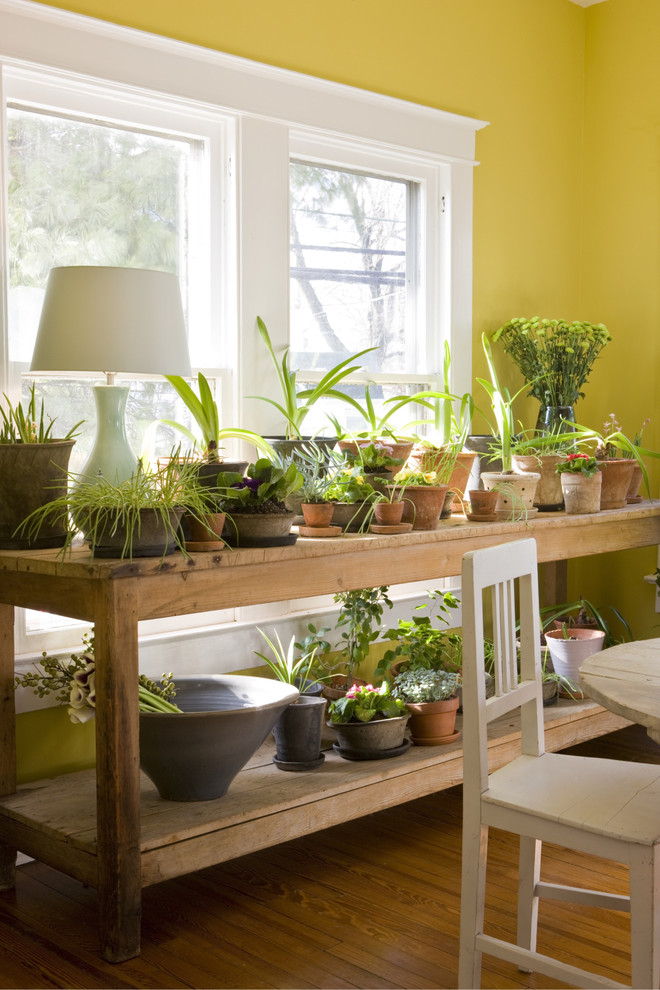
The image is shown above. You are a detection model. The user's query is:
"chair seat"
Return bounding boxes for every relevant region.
[484,752,660,846]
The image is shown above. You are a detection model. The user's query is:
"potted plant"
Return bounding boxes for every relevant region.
[570,414,660,508]
[392,667,461,745]
[290,442,342,530]
[18,457,222,559]
[375,588,461,681]
[540,597,632,648]
[329,382,418,462]
[491,316,611,429]
[254,629,326,770]
[405,342,478,508]
[477,333,540,518]
[217,457,303,546]
[253,316,375,448]
[322,586,393,699]
[387,466,452,530]
[555,452,602,514]
[0,384,83,549]
[324,464,378,532]
[540,649,580,706]
[327,681,409,759]
[165,371,272,471]
[543,625,606,698]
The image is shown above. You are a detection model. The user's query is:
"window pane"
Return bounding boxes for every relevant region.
[7,105,200,367]
[290,162,413,375]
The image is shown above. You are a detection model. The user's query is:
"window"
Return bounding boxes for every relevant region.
[1,0,483,674]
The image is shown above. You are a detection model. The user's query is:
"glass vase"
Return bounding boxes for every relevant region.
[535,405,576,434]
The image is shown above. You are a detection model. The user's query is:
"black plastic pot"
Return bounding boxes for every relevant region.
[272,695,326,770]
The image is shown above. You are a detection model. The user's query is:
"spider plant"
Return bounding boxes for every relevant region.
[17,456,222,559]
[254,628,323,691]
[478,332,533,473]
[164,372,272,462]
[253,316,376,440]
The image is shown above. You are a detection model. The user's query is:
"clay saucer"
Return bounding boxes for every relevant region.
[465,512,498,522]
[298,524,342,538]
[370,522,413,534]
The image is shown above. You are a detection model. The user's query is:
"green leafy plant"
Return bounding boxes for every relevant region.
[396,341,475,448]
[392,456,458,487]
[328,681,405,723]
[492,316,611,407]
[0,383,82,444]
[343,440,405,473]
[334,586,393,684]
[555,453,599,477]
[328,383,418,442]
[539,598,632,648]
[253,316,376,440]
[565,416,660,497]
[286,442,344,504]
[376,589,461,680]
[216,457,303,510]
[165,372,272,463]
[254,628,323,691]
[392,667,461,704]
[18,457,220,559]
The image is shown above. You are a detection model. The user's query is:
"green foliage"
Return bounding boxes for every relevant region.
[555,453,599,477]
[164,372,272,463]
[329,681,406,724]
[478,332,531,473]
[324,465,377,504]
[392,667,460,704]
[334,586,393,683]
[254,316,376,439]
[344,441,404,472]
[254,628,322,690]
[376,590,461,680]
[0,384,82,444]
[217,458,303,508]
[17,457,220,559]
[492,316,611,407]
[539,598,632,648]
[328,383,417,441]
[284,442,344,504]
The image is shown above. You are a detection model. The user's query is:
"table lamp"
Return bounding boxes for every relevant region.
[30,266,192,484]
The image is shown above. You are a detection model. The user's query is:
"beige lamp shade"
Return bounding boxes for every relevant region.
[31,266,192,378]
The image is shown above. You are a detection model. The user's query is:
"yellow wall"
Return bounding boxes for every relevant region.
[16,0,660,774]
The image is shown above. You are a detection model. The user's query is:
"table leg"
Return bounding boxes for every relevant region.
[0,603,15,890]
[94,579,142,962]
[539,560,568,609]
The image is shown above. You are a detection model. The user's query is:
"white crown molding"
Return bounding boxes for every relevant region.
[0,0,487,162]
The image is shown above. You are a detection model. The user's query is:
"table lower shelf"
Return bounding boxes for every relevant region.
[0,699,630,891]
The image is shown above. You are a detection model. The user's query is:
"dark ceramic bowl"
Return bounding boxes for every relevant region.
[139,674,298,801]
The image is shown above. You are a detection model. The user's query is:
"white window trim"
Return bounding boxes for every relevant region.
[1,0,486,685]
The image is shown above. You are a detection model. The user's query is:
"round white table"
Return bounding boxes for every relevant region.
[580,638,660,746]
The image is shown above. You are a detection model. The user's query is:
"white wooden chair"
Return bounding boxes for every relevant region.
[459,538,660,990]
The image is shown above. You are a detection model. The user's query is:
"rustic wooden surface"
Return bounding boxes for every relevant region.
[0,500,657,960]
[0,723,656,990]
[580,637,660,744]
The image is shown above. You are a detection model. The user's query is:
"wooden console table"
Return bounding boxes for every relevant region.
[0,501,658,962]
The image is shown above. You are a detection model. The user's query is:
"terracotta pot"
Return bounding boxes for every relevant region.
[321,675,368,702]
[301,502,335,528]
[597,459,636,510]
[480,471,540,520]
[373,500,404,525]
[408,447,477,509]
[626,463,644,503]
[512,453,564,511]
[397,485,449,530]
[560,471,602,514]
[544,628,606,698]
[464,436,502,490]
[404,695,459,746]
[329,714,410,759]
[468,489,498,516]
[185,511,226,544]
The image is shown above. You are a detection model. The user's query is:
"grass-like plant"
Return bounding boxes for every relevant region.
[0,383,82,444]
[254,628,323,692]
[17,457,222,559]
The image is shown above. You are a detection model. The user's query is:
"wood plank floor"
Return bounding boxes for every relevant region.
[1,724,658,990]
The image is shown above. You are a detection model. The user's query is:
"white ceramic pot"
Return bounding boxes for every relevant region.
[544,628,606,695]
[481,471,540,520]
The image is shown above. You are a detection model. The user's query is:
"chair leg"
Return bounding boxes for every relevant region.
[629,846,660,990]
[517,835,541,963]
[459,822,488,989]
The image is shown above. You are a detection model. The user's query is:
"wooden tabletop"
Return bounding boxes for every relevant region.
[580,639,660,745]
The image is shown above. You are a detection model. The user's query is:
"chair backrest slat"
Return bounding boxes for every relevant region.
[462,539,545,794]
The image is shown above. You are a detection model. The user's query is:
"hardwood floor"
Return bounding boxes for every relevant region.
[1,724,657,990]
